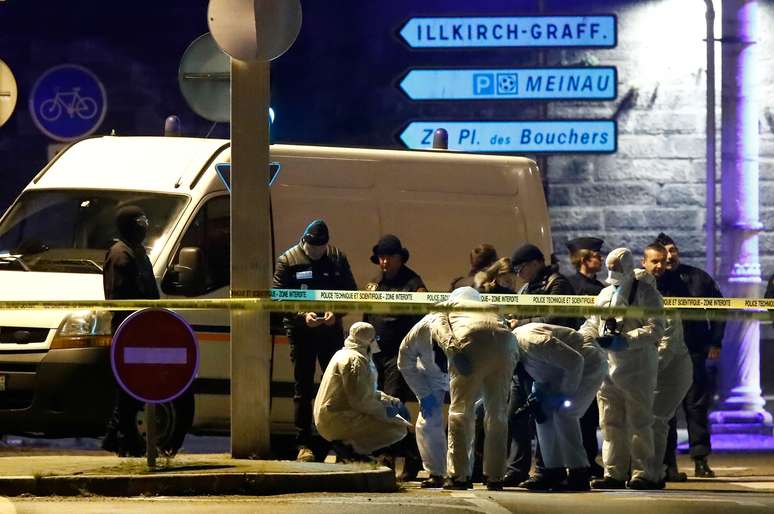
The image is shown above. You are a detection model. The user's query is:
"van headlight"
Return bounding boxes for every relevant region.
[51,310,113,349]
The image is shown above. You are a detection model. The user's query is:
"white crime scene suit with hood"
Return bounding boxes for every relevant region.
[313,322,409,455]
[579,248,664,483]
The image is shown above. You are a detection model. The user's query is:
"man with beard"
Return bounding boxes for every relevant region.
[655,233,724,478]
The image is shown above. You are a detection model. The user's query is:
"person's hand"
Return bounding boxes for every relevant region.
[304,312,321,327]
[708,346,721,360]
[508,319,519,329]
[322,311,336,326]
[597,334,627,351]
[419,393,440,419]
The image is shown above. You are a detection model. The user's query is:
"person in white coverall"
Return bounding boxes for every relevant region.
[579,247,665,490]
[512,323,607,491]
[431,287,518,491]
[313,322,410,458]
[397,313,450,488]
[639,244,693,484]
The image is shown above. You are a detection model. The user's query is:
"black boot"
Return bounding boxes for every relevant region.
[694,457,715,478]
[398,454,423,482]
[519,468,566,491]
[563,467,591,492]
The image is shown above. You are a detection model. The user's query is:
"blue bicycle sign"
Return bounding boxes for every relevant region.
[29,64,107,141]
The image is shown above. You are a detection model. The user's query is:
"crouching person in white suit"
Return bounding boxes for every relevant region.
[512,323,607,492]
[313,322,411,460]
[398,313,450,488]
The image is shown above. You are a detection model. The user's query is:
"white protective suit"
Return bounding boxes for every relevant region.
[397,313,450,477]
[579,248,664,482]
[634,269,693,482]
[513,323,608,470]
[313,322,410,455]
[431,287,518,482]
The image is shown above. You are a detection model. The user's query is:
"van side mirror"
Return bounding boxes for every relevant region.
[162,247,206,296]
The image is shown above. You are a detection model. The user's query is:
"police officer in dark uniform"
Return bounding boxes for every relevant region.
[655,233,724,479]
[363,234,427,480]
[273,219,358,462]
[565,237,606,478]
[505,243,575,489]
[102,205,159,457]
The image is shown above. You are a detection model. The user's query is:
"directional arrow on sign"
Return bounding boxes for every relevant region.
[399,120,616,154]
[399,67,617,101]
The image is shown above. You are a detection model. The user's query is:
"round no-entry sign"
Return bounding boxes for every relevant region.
[111,309,199,404]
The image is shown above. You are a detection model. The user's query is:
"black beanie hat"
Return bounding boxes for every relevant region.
[510,243,545,271]
[301,219,329,246]
[370,234,409,264]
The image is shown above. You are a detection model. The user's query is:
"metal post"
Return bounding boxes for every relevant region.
[145,403,157,468]
[230,58,272,458]
[710,0,773,437]
[705,0,717,276]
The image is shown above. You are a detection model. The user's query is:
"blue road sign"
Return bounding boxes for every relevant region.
[399,67,616,101]
[29,64,107,141]
[399,16,616,48]
[399,120,616,153]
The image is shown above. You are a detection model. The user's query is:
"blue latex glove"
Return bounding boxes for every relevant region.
[385,403,400,418]
[597,334,628,351]
[419,393,440,419]
[451,351,473,376]
[397,402,412,423]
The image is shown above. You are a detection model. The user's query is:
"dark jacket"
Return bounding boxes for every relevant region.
[568,272,605,297]
[515,265,575,328]
[674,263,725,352]
[103,239,160,332]
[272,243,357,338]
[363,265,426,357]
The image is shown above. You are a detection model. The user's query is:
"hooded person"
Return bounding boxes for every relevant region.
[511,323,607,492]
[397,313,450,488]
[429,287,519,491]
[313,322,410,457]
[579,248,665,490]
[101,205,159,457]
[273,219,358,462]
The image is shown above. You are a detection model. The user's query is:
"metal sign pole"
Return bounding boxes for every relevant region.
[230,58,272,458]
[146,403,157,468]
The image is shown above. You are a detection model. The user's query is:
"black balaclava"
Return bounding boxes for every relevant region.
[116,205,148,246]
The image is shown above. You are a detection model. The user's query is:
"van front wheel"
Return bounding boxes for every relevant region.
[134,390,195,457]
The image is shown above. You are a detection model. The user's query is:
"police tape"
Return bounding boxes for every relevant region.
[0,289,772,322]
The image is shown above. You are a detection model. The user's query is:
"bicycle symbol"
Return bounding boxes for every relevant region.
[38,87,98,122]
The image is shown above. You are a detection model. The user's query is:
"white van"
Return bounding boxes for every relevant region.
[0,136,551,453]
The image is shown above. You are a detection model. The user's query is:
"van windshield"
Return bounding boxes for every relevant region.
[0,190,188,274]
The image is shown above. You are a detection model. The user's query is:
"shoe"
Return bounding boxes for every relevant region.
[562,468,591,492]
[375,453,396,470]
[665,466,688,482]
[486,480,504,491]
[502,471,530,487]
[296,446,316,462]
[519,474,563,491]
[398,455,423,482]
[694,458,715,478]
[626,477,663,490]
[589,461,605,479]
[590,476,627,489]
[101,431,119,454]
[443,477,472,490]
[421,475,445,488]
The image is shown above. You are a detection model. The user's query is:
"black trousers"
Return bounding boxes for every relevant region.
[506,363,534,476]
[290,326,342,446]
[665,351,712,464]
[580,399,601,465]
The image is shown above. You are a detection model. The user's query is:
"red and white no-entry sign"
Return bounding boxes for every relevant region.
[111,308,199,404]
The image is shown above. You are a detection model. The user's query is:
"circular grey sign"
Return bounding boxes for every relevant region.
[178,33,231,122]
[207,0,302,62]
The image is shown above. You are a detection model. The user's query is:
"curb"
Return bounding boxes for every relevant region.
[0,469,397,497]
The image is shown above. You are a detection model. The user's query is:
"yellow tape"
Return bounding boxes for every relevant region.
[0,289,771,322]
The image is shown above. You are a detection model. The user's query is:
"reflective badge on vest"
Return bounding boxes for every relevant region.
[296,270,313,280]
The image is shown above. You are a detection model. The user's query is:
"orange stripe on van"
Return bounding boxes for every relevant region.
[195,332,289,345]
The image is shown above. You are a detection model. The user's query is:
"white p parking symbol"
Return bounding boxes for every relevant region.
[473,73,494,96]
